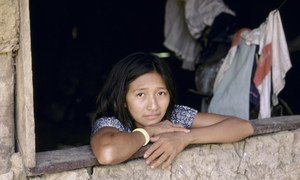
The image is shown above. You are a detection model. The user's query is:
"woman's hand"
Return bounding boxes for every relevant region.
[144,120,190,137]
[143,132,188,169]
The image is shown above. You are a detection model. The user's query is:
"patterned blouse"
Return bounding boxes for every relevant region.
[92,105,198,134]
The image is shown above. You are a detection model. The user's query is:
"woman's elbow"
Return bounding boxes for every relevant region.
[94,145,120,165]
[241,119,255,137]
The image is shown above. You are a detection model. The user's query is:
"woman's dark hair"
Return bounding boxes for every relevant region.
[93,52,176,130]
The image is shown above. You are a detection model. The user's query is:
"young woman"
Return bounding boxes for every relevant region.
[90,52,254,169]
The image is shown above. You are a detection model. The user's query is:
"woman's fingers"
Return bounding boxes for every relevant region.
[144,133,186,169]
[161,153,175,169]
[171,123,184,127]
[150,136,160,142]
[166,121,190,133]
[144,140,161,159]
[145,142,172,169]
[149,152,169,169]
[162,121,190,133]
[145,148,164,166]
[145,121,190,136]
[170,126,190,133]
[146,144,175,169]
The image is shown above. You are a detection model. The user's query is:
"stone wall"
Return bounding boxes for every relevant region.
[4,129,295,180]
[0,0,19,175]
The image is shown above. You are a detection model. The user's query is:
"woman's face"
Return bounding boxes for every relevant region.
[126,71,170,127]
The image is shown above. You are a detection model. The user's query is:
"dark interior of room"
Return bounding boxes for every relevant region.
[29,0,300,152]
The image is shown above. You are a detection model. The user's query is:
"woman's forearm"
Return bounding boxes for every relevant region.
[91,121,191,165]
[186,118,254,145]
[91,130,146,165]
[143,119,253,169]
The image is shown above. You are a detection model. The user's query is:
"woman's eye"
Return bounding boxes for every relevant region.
[136,93,144,97]
[158,91,167,96]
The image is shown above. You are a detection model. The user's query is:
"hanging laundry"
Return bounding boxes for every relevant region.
[209,10,292,119]
[208,37,257,120]
[243,10,292,118]
[213,28,251,92]
[164,0,235,70]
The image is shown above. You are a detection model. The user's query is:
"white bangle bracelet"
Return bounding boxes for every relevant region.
[133,128,150,146]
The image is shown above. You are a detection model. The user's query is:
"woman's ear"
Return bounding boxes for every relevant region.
[124,103,127,108]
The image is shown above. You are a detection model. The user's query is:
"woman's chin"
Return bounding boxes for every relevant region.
[145,119,162,126]
[135,116,163,127]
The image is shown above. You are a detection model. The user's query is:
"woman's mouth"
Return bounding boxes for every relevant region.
[143,114,160,120]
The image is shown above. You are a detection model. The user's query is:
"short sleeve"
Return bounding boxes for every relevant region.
[170,105,197,128]
[92,116,130,134]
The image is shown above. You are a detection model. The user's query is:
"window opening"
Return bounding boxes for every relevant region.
[29,0,168,152]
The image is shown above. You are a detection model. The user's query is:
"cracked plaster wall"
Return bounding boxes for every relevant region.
[15,129,298,180]
[0,0,19,175]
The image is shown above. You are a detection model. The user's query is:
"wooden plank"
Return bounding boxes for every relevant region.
[27,145,149,176]
[27,146,98,175]
[251,115,300,135]
[16,0,36,168]
[27,115,300,176]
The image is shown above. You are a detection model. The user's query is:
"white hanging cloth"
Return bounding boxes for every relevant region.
[209,9,291,119]
[243,10,292,118]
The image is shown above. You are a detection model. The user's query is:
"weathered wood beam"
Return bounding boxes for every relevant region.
[27,115,300,176]
[250,115,300,135]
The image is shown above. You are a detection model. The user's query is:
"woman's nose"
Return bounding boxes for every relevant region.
[147,96,159,110]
